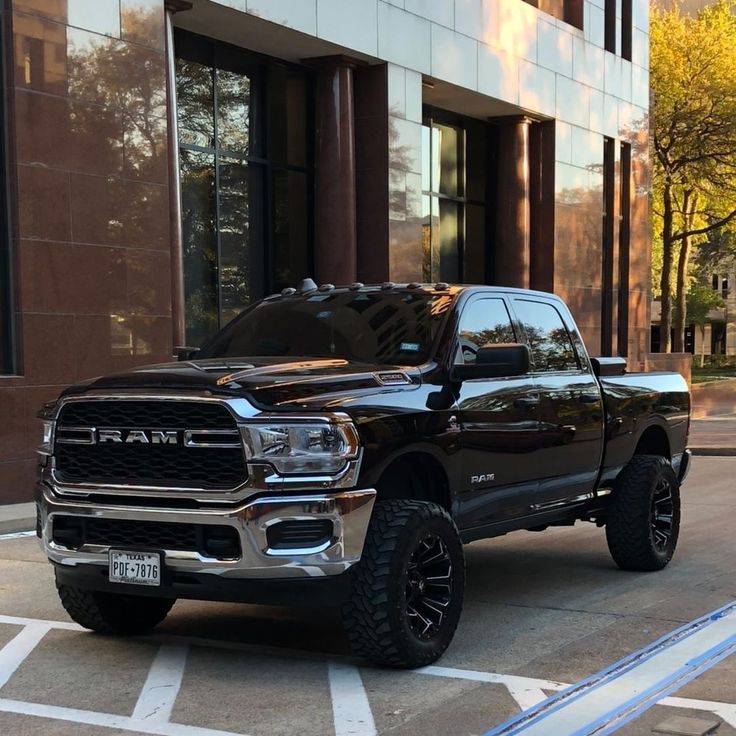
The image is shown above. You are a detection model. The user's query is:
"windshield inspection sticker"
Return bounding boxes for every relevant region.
[400,342,421,352]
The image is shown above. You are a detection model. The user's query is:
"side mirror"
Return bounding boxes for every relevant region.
[451,343,530,382]
[175,346,199,362]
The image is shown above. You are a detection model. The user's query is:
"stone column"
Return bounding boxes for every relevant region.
[308,56,358,285]
[164,0,192,350]
[494,116,532,289]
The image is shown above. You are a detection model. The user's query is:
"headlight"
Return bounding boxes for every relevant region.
[37,401,58,456]
[241,419,360,475]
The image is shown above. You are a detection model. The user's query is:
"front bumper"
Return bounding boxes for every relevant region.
[38,483,376,580]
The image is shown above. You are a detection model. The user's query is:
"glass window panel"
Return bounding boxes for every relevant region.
[436,122,460,197]
[513,299,579,372]
[287,74,308,167]
[464,203,485,283]
[180,149,218,346]
[218,157,250,325]
[457,298,516,364]
[216,69,250,155]
[421,124,431,193]
[176,58,214,148]
[273,170,309,291]
[431,126,441,194]
[439,199,460,283]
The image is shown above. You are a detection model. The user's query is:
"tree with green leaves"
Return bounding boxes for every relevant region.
[651,0,736,352]
[686,283,726,366]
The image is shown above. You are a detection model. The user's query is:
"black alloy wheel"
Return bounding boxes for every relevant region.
[405,533,454,641]
[343,499,465,668]
[606,454,681,572]
[650,476,675,552]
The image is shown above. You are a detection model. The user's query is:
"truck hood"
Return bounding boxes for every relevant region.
[63,357,424,412]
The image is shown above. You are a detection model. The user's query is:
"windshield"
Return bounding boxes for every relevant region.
[198,291,454,366]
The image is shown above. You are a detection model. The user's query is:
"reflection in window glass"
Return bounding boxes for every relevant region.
[421,113,480,284]
[273,170,309,291]
[176,59,214,148]
[176,32,313,346]
[457,298,515,364]
[180,149,218,346]
[218,157,250,325]
[216,70,250,154]
[514,300,579,372]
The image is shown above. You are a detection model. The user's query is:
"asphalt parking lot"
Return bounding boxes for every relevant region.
[0,457,734,736]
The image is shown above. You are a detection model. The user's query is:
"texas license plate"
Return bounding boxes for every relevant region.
[109,550,161,586]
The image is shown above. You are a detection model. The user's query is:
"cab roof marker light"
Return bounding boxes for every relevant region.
[349,282,364,290]
[381,281,396,290]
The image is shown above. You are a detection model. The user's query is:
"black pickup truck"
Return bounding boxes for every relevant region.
[36,282,690,668]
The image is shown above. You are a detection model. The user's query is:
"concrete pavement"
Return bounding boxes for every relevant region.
[0,456,734,735]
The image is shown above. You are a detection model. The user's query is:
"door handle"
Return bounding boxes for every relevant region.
[514,395,540,409]
[579,392,600,404]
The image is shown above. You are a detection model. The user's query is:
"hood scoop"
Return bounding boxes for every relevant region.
[374,371,412,386]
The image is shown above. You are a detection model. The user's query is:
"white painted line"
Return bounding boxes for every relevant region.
[662,697,736,728]
[486,606,736,736]
[0,698,246,736]
[417,664,566,693]
[0,613,83,632]
[0,531,35,542]
[0,624,51,689]
[328,662,377,736]
[133,644,189,723]
[505,684,549,712]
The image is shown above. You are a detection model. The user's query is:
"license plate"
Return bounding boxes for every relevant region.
[109,550,161,586]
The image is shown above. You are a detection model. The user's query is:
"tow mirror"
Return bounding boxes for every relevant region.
[451,343,530,382]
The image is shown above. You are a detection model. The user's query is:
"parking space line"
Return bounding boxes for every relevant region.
[0,698,246,736]
[328,662,377,736]
[662,696,736,727]
[0,531,35,542]
[0,623,51,689]
[483,601,736,736]
[0,612,734,735]
[132,644,189,723]
[0,613,83,631]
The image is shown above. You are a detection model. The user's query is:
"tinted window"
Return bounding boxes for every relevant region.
[456,298,515,365]
[513,300,579,372]
[199,292,454,366]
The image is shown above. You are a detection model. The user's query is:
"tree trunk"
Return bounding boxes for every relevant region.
[673,190,694,353]
[700,324,706,367]
[660,182,674,353]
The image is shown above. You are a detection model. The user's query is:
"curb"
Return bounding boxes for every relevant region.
[690,447,736,457]
[0,502,35,536]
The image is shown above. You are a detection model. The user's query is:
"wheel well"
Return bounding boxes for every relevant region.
[376,453,452,512]
[634,425,670,459]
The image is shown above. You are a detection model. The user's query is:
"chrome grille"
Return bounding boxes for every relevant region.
[53,400,247,491]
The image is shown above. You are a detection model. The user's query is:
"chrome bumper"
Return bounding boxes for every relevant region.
[39,484,376,579]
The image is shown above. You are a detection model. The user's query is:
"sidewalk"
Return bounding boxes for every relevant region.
[689,416,736,456]
[0,502,35,535]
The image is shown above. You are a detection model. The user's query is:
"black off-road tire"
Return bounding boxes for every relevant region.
[56,575,175,635]
[605,454,681,572]
[343,499,465,668]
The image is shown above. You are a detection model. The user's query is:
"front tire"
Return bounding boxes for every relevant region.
[605,454,681,571]
[56,574,175,635]
[343,499,465,668]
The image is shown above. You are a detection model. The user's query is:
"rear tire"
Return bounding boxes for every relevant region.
[605,454,681,572]
[343,499,465,668]
[56,574,175,634]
